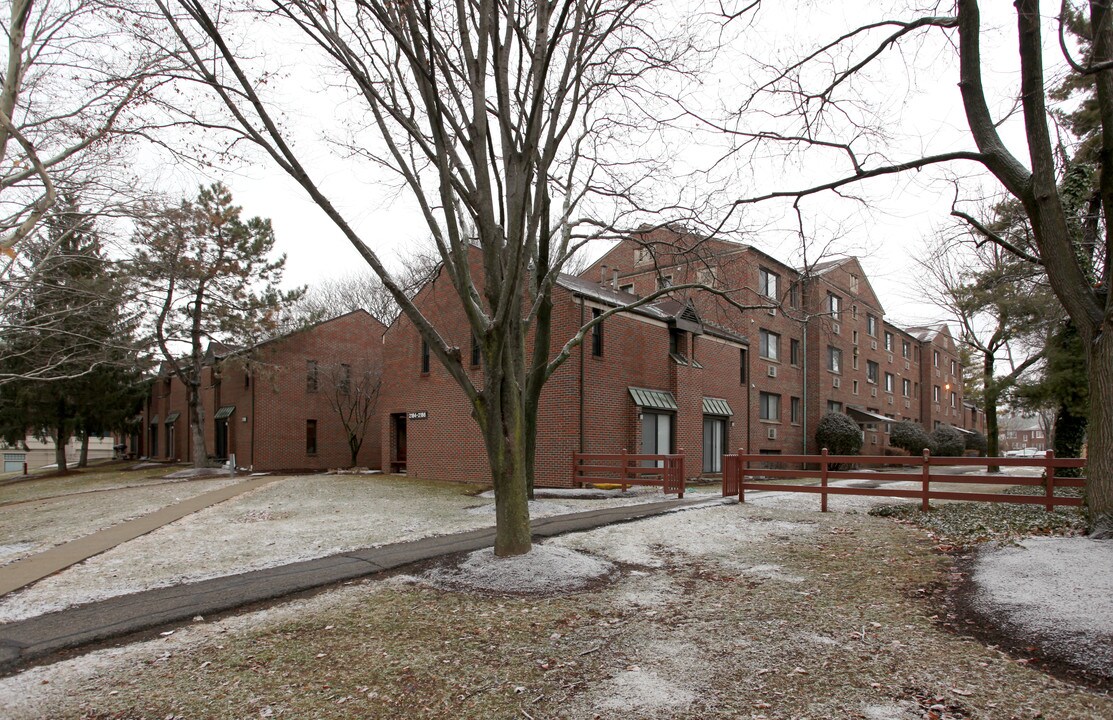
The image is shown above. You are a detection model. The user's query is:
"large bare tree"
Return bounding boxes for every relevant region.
[151,0,731,555]
[728,0,1113,536]
[917,224,1051,467]
[1,0,167,306]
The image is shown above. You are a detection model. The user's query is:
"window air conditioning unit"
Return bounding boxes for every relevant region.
[870,340,878,350]
[767,427,778,440]
[904,400,911,408]
[767,365,778,378]
[887,397,894,405]
[832,377,841,388]
[853,347,859,356]
[870,388,878,397]
[887,354,894,363]
[904,361,910,370]
[767,308,777,316]
[832,323,840,334]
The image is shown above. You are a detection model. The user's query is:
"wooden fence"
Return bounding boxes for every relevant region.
[722,449,1085,512]
[572,449,685,497]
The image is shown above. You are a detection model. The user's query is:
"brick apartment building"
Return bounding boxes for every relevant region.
[377,230,983,487]
[141,310,385,471]
[378,251,750,487]
[584,227,982,456]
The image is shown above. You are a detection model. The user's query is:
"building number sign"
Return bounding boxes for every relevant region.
[407,411,428,420]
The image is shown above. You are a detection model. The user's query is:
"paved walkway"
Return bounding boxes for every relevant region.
[0,495,714,673]
[0,475,278,597]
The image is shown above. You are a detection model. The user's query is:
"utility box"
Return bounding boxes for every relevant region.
[3,452,27,474]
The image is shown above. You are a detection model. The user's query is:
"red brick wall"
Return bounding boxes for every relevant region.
[141,311,385,471]
[378,257,752,486]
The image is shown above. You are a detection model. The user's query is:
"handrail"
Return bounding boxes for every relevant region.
[573,448,685,498]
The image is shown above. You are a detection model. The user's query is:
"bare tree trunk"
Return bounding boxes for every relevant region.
[189,381,207,468]
[483,424,533,557]
[77,431,89,468]
[52,428,68,474]
[477,357,532,557]
[1086,327,1113,536]
[983,355,1001,472]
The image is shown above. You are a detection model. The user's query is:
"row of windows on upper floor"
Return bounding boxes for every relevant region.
[757,329,961,375]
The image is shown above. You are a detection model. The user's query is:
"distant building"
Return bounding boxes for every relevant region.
[140,310,385,471]
[998,414,1048,453]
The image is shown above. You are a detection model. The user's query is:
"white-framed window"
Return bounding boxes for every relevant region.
[885,331,894,352]
[828,346,842,373]
[902,378,912,397]
[866,360,879,384]
[827,293,841,320]
[866,314,878,337]
[759,268,778,300]
[759,329,780,361]
[884,373,894,393]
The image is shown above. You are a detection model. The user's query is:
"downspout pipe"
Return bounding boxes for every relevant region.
[579,295,585,452]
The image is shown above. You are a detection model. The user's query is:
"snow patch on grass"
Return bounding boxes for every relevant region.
[973,537,1113,675]
[420,545,613,594]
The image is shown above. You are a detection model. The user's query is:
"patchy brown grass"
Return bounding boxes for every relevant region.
[0,463,184,506]
[9,504,1101,720]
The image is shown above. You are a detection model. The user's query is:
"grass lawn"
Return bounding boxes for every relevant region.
[2,502,1108,719]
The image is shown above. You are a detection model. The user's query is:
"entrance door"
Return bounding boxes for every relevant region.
[166,425,175,460]
[640,411,672,466]
[393,414,407,473]
[702,416,726,473]
[215,419,229,459]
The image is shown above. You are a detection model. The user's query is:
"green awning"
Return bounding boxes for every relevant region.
[629,387,678,411]
[164,412,180,424]
[214,405,236,420]
[703,397,733,416]
[149,415,159,425]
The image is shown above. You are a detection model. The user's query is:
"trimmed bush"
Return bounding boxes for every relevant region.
[964,430,988,456]
[931,424,966,457]
[816,412,863,456]
[890,420,933,455]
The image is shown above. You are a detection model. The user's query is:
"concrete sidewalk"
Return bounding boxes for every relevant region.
[0,495,718,673]
[0,475,279,597]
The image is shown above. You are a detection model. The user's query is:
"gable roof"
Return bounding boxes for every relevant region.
[555,274,746,344]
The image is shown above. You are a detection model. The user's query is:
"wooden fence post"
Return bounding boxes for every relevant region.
[821,448,829,513]
[1045,450,1056,513]
[677,448,685,499]
[738,447,746,503]
[921,448,931,512]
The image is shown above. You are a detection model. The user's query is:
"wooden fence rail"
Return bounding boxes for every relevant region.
[573,448,685,498]
[722,449,1085,512]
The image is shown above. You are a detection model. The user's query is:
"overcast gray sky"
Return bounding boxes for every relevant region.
[153,0,1062,330]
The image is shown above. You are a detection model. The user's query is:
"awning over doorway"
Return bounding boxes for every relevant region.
[628,387,678,411]
[214,405,236,420]
[148,415,159,425]
[845,407,891,425]
[702,397,733,416]
[163,412,179,424]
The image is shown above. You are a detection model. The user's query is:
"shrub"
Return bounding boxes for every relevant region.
[816,412,863,456]
[890,420,934,454]
[964,430,988,456]
[931,424,966,457]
